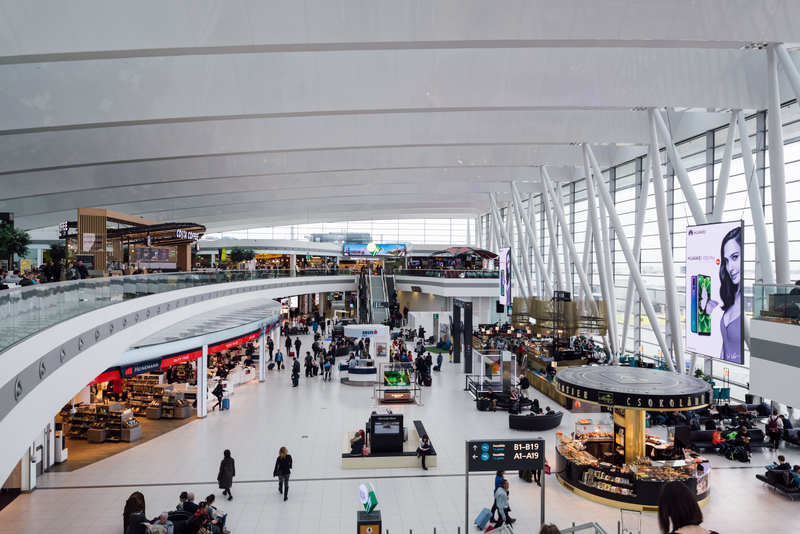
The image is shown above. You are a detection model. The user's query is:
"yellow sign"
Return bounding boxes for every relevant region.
[220,249,227,261]
[20,259,31,272]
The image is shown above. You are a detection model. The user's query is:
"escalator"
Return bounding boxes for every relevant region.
[357,271,369,324]
[369,275,389,324]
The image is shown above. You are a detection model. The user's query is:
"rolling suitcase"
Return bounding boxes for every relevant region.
[221,398,230,410]
[267,363,276,370]
[423,376,432,387]
[433,364,440,372]
[475,507,492,530]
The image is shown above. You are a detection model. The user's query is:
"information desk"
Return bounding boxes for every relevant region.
[555,433,711,511]
[339,359,377,386]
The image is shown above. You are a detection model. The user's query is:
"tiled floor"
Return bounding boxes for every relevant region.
[4,332,800,534]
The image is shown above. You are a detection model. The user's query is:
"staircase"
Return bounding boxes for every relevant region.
[369,275,388,324]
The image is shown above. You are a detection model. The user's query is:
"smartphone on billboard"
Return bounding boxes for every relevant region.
[698,275,711,336]
[690,276,698,333]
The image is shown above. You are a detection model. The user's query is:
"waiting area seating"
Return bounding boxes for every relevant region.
[340,420,436,469]
[509,411,563,431]
[689,429,771,451]
[474,390,534,412]
[756,469,800,501]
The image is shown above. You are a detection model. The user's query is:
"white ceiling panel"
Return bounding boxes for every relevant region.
[304,0,362,43]
[232,54,284,114]
[245,0,307,45]
[190,55,244,116]
[187,0,253,47]
[126,0,197,50]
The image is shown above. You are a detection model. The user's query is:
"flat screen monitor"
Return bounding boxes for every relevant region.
[373,421,401,435]
[383,370,411,387]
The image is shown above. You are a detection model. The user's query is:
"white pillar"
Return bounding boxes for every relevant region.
[289,254,296,275]
[489,193,529,298]
[653,109,708,225]
[541,169,564,292]
[258,327,266,382]
[767,46,791,284]
[712,113,737,223]
[621,158,651,357]
[510,184,535,296]
[646,110,685,372]
[526,193,540,296]
[467,218,472,246]
[737,110,776,285]
[581,145,617,358]
[558,184,574,297]
[585,146,676,372]
[513,183,552,297]
[579,190,593,301]
[198,345,208,418]
[210,252,215,266]
[597,184,619,359]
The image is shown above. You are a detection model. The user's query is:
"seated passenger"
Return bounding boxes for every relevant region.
[482,388,498,412]
[769,455,791,470]
[152,512,174,534]
[125,504,149,534]
[176,491,188,511]
[183,493,198,514]
[349,432,364,456]
[545,406,555,415]
[416,434,433,471]
[793,465,800,487]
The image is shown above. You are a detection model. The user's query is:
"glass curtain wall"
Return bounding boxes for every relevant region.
[483,105,800,402]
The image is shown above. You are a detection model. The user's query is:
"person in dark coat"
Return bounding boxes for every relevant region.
[217,449,236,501]
[291,357,300,387]
[76,259,90,279]
[267,337,274,361]
[273,446,293,501]
[294,337,302,357]
[211,383,224,411]
[285,335,292,356]
[123,491,146,534]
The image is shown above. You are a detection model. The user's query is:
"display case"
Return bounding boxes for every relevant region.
[555,432,711,509]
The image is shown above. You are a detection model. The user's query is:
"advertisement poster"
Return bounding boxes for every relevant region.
[499,247,511,306]
[82,232,96,252]
[684,221,744,365]
[342,243,406,257]
[439,321,450,344]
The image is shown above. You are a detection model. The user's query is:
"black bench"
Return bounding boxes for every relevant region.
[756,469,800,501]
[690,429,770,451]
[475,391,533,412]
[509,412,563,431]
[413,420,435,455]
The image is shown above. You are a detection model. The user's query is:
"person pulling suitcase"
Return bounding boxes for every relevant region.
[291,357,300,387]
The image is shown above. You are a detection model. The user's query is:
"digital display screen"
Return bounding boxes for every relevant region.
[135,247,170,261]
[343,243,406,257]
[373,421,401,434]
[685,221,744,365]
[383,370,411,387]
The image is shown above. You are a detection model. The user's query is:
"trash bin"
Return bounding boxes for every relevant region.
[356,511,381,534]
[745,393,754,404]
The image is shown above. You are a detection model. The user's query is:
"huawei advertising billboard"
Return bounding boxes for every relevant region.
[684,221,744,365]
[499,247,511,306]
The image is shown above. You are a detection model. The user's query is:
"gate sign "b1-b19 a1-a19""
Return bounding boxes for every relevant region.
[467,439,545,472]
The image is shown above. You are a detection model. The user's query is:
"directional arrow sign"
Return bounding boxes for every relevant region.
[466,439,545,472]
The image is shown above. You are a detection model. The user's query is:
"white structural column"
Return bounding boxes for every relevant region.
[198,345,208,418]
[258,327,266,382]
[490,202,502,252]
[490,193,529,298]
[767,46,791,284]
[620,159,651,357]
[579,204,593,301]
[505,201,527,297]
[516,184,552,297]
[541,168,564,292]
[581,145,617,358]
[646,110,685,372]
[527,193,541,297]
[558,184,575,297]
[653,109,708,225]
[474,217,482,249]
[597,184,619,361]
[712,113,738,223]
[510,185,535,297]
[467,217,472,246]
[737,110,776,285]
[540,169,600,321]
[585,145,676,372]
[487,211,495,253]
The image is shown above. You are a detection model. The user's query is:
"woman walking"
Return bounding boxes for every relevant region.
[217,449,235,501]
[275,349,284,372]
[273,447,293,501]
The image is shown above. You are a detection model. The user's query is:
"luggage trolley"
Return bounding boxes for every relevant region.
[620,509,641,534]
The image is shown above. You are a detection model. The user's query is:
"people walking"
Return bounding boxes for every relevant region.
[323,357,332,381]
[275,350,284,372]
[268,337,274,361]
[217,449,235,501]
[291,357,300,387]
[294,337,302,358]
[493,479,515,528]
[211,383,224,411]
[285,336,292,358]
[490,470,504,522]
[273,447,293,501]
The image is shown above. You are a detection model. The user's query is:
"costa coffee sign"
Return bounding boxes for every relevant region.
[176,229,200,241]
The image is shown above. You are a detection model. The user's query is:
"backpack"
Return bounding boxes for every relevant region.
[767,417,779,433]
[519,470,533,483]
[783,470,796,487]
[736,447,749,463]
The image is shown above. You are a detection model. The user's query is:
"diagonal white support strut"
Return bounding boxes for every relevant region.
[583,144,676,372]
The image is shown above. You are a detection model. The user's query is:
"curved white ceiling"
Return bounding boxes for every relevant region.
[2,0,800,232]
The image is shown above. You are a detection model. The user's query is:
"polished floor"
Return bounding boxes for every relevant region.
[4,332,800,534]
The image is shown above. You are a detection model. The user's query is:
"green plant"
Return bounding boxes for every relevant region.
[49,242,66,262]
[228,247,255,264]
[0,223,32,266]
[693,368,712,382]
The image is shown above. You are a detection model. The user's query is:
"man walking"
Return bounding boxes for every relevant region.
[291,357,300,387]
[285,336,293,358]
[268,337,274,361]
[518,374,530,399]
[294,337,302,359]
[493,479,515,528]
[403,305,409,325]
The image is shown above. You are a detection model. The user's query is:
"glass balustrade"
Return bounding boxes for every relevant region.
[394,269,499,279]
[0,269,355,353]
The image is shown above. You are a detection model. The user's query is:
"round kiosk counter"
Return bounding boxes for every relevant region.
[552,366,712,512]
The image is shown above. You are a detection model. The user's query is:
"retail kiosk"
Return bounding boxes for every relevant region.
[553,366,712,511]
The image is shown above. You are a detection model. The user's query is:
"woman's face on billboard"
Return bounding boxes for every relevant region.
[723,238,740,286]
